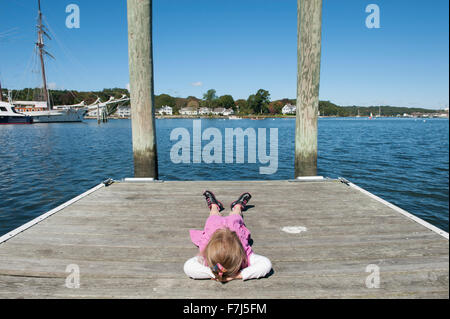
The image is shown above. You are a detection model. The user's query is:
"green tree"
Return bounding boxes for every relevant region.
[235,99,248,114]
[247,94,257,114]
[173,97,188,114]
[247,89,270,114]
[319,100,339,116]
[217,95,235,111]
[155,94,176,108]
[202,89,217,107]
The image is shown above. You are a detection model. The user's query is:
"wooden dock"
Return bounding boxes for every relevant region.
[0,179,448,298]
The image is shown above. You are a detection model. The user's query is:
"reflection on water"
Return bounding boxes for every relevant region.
[0,117,448,235]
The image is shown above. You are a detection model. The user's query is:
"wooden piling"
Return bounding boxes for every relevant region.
[127,0,158,179]
[102,107,108,123]
[295,0,323,177]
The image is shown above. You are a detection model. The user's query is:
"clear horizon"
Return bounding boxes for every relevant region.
[0,0,448,110]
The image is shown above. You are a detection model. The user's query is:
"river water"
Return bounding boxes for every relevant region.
[0,117,448,235]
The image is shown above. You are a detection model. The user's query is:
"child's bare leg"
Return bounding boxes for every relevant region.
[209,204,222,216]
[229,204,242,216]
[230,193,251,216]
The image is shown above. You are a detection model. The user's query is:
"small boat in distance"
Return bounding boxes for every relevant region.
[0,101,33,125]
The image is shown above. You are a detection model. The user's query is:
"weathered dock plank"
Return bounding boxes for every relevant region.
[0,180,448,298]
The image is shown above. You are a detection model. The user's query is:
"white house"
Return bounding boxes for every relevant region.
[157,105,173,115]
[282,104,296,115]
[223,108,234,116]
[117,105,131,118]
[198,107,211,115]
[180,107,198,116]
[212,107,225,115]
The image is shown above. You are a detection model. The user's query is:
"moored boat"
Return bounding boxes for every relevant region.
[0,101,33,125]
[13,101,87,123]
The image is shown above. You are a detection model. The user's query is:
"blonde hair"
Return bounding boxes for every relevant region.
[201,227,247,282]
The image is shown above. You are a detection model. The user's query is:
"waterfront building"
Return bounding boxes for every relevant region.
[117,105,131,118]
[198,107,211,115]
[157,105,173,115]
[223,108,234,116]
[212,107,226,115]
[180,107,198,116]
[282,104,296,115]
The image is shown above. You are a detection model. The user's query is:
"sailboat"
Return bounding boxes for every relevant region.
[11,0,129,123]
[8,0,87,122]
[375,106,381,118]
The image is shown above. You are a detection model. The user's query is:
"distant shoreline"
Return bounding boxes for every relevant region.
[85,114,449,120]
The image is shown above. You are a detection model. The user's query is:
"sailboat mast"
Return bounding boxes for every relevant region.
[0,80,3,102]
[37,0,51,110]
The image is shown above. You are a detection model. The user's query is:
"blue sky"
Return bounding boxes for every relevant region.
[0,0,448,109]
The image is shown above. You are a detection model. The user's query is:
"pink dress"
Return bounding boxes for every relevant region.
[189,214,253,267]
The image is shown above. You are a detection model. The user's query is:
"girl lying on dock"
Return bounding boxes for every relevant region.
[184,191,272,282]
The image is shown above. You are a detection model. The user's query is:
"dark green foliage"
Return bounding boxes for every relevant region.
[217,95,235,111]
[202,89,217,108]
[247,89,271,114]
[155,94,176,108]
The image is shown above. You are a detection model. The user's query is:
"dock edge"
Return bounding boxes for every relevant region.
[0,181,108,245]
[339,177,449,240]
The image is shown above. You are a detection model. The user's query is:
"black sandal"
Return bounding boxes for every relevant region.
[230,192,252,211]
[203,190,225,212]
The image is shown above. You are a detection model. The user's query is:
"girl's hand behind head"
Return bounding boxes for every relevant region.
[211,272,242,282]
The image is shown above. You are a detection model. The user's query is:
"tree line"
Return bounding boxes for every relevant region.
[156,89,275,115]
[2,87,441,116]
[5,88,129,106]
[156,89,441,116]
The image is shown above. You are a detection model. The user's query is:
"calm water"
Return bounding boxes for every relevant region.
[0,117,448,235]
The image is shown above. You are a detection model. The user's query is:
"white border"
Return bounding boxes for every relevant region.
[341,178,449,240]
[0,183,106,244]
